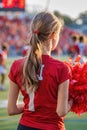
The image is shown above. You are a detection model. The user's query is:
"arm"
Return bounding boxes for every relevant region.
[56,79,73,117]
[7,80,24,116]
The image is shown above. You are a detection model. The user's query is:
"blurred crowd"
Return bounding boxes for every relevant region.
[0,13,87,58]
[58,27,87,55]
[0,14,31,57]
[67,35,87,63]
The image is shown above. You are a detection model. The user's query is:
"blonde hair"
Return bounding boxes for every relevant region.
[23,12,62,93]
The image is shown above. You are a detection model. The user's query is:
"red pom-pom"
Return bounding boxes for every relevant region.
[65,56,87,115]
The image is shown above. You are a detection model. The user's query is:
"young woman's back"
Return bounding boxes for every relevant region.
[8,54,70,130]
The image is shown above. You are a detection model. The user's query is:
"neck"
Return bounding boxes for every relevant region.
[42,40,52,56]
[42,51,51,55]
[42,46,51,55]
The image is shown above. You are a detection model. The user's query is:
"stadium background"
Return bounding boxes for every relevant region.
[0,0,87,130]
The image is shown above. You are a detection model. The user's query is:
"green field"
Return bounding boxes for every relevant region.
[0,56,87,130]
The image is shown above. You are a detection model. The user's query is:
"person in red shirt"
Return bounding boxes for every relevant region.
[8,12,73,130]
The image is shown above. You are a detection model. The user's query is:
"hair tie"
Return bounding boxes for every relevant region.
[34,30,39,35]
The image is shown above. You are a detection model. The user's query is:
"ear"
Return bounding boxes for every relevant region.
[50,32,56,40]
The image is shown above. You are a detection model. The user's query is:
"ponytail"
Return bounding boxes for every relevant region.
[23,11,62,93]
[23,33,42,93]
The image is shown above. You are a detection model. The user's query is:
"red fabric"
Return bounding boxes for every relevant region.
[8,55,71,130]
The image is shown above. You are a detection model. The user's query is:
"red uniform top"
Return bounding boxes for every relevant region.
[8,55,71,130]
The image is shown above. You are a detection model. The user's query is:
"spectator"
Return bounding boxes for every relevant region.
[78,36,86,63]
[78,36,85,56]
[0,45,7,91]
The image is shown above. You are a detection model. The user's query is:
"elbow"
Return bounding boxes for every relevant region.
[8,112,13,116]
[56,110,67,117]
[7,107,15,116]
[7,109,14,116]
[57,112,66,117]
